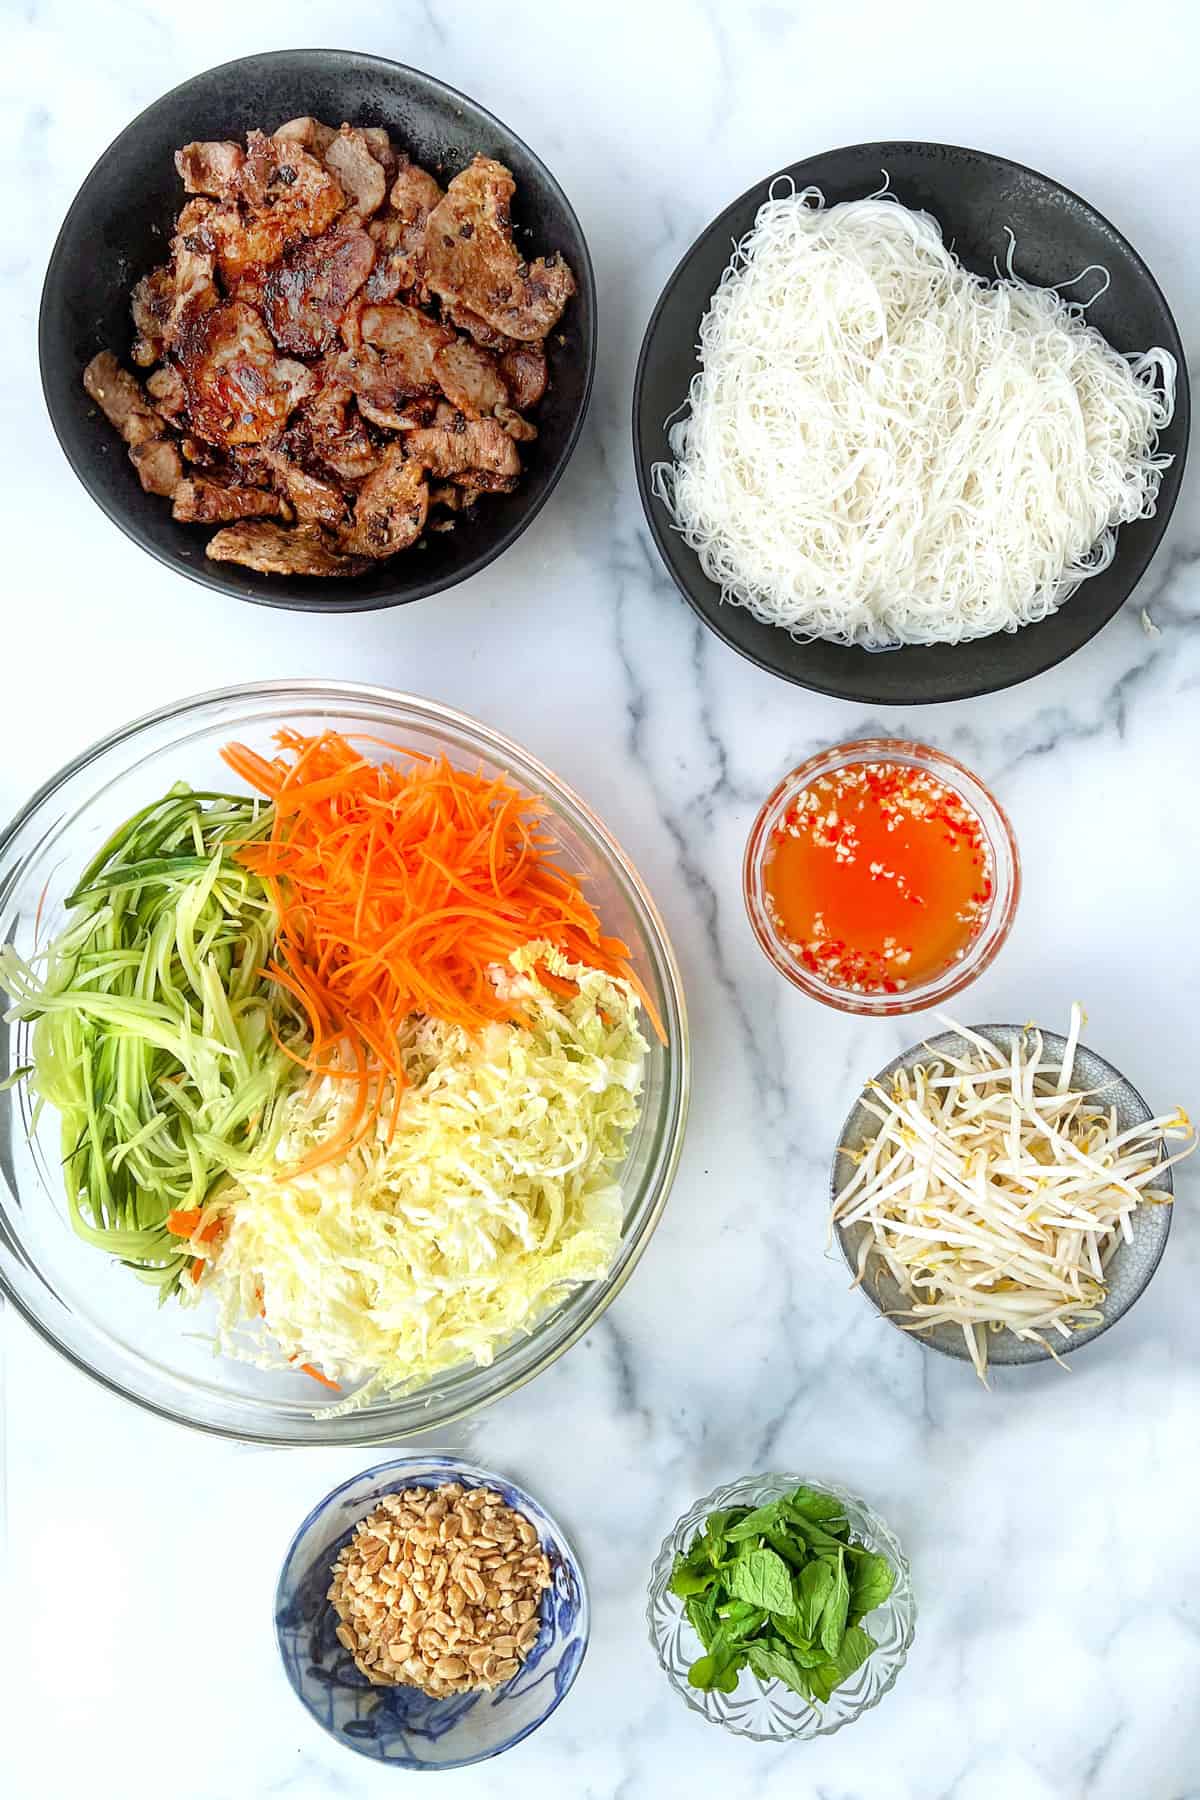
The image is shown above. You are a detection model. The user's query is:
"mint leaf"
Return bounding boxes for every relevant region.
[688,1650,742,1692]
[807,1626,878,1702]
[772,1616,827,1665]
[848,1551,895,1618]
[796,1558,833,1638]
[685,1591,719,1649]
[688,1622,745,1692]
[789,1514,851,1554]
[819,1548,850,1655]
[716,1600,767,1641]
[703,1508,747,1561]
[806,1663,835,1704]
[676,1488,886,1710]
[669,1561,717,1599]
[825,1624,877,1686]
[746,1639,814,1697]
[764,1525,808,1571]
[786,1486,849,1525]
[725,1500,788,1542]
[729,1547,796,1616]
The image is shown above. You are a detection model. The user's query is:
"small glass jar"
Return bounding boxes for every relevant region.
[743,738,1020,1016]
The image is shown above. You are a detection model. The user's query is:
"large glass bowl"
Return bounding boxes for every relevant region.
[0,682,689,1443]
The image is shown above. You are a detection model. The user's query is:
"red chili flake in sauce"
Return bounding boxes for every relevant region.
[763,760,993,994]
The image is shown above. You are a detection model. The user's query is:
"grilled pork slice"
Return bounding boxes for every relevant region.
[323,127,389,220]
[404,415,522,483]
[499,342,547,410]
[363,161,444,301]
[259,451,351,530]
[176,302,309,450]
[273,117,337,156]
[129,439,184,496]
[194,134,346,284]
[84,352,163,446]
[357,302,454,376]
[432,337,535,441]
[175,140,245,198]
[145,365,187,418]
[172,476,291,524]
[340,445,429,557]
[424,157,575,341]
[205,521,369,576]
[290,370,381,482]
[84,352,183,495]
[261,228,376,356]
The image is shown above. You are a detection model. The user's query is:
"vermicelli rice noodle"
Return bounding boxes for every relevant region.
[652,185,1176,649]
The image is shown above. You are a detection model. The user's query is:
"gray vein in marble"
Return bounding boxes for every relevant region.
[263,1759,355,1798]
[607,508,794,1146]
[414,0,449,45]
[600,1312,651,1430]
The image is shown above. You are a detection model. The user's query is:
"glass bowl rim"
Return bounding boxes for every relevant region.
[742,736,1021,1016]
[646,1470,916,1741]
[274,1453,590,1770]
[0,679,691,1442]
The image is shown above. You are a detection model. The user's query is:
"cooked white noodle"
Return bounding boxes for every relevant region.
[652,187,1175,649]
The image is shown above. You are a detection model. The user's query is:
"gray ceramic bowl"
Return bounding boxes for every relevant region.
[831,1024,1175,1366]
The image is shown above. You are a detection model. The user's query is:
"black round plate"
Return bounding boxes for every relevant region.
[633,141,1190,704]
[40,49,596,613]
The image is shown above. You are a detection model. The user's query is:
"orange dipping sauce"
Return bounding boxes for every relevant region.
[762,759,993,995]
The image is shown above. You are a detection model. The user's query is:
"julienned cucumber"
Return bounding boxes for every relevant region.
[0,784,305,1297]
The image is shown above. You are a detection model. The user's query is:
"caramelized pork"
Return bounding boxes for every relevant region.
[206,521,370,576]
[404,416,522,483]
[363,161,444,301]
[424,157,575,340]
[323,127,388,219]
[84,352,162,446]
[262,228,376,356]
[85,122,571,576]
[340,445,429,557]
[172,476,289,523]
[176,301,301,449]
[129,439,184,496]
[499,342,548,410]
[273,116,337,156]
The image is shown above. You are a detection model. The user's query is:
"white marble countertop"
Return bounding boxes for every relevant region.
[5,3,1200,1796]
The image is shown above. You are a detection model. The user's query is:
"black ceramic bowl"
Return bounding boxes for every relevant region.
[40,49,596,613]
[634,141,1190,705]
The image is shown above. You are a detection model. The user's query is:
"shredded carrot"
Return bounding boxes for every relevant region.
[167,1208,225,1246]
[221,728,662,1168]
[297,1361,341,1392]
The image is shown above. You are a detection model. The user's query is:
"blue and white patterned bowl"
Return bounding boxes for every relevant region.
[275,1456,589,1769]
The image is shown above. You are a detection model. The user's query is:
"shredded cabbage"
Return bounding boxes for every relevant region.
[197,945,648,1411]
